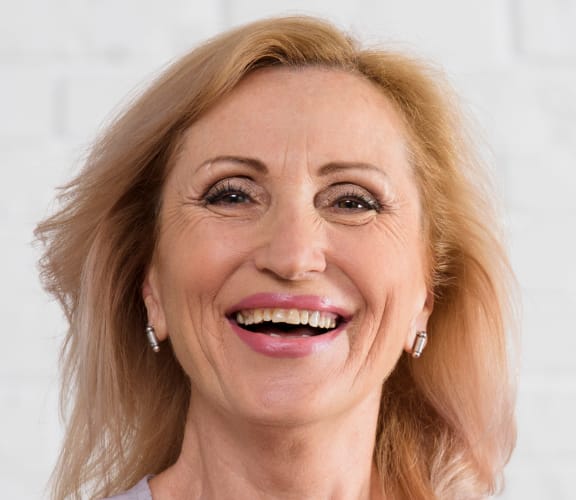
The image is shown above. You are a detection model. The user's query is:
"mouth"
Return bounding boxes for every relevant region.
[230,308,344,338]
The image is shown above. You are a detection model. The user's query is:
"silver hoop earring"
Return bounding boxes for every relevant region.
[146,325,161,353]
[411,331,427,358]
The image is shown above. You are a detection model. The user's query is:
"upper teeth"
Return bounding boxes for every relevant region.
[236,308,338,329]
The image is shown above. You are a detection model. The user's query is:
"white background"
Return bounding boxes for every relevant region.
[1,1,575,498]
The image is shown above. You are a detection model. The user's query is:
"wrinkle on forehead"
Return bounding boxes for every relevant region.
[168,65,416,205]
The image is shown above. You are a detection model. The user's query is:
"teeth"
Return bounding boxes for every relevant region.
[287,309,300,325]
[253,309,263,324]
[309,311,320,327]
[235,308,339,329]
[272,309,285,323]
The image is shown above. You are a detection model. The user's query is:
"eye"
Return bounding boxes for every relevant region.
[203,178,255,206]
[319,183,383,213]
[315,183,388,225]
[334,193,381,212]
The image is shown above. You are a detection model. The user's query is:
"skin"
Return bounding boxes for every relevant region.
[143,67,433,499]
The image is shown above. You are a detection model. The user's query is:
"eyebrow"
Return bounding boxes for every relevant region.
[196,155,389,179]
[196,155,267,173]
[317,161,389,179]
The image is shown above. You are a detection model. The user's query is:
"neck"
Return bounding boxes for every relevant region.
[151,389,384,500]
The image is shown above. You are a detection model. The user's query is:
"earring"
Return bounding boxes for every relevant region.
[146,325,161,353]
[411,331,427,358]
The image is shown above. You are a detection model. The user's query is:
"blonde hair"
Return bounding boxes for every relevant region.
[36,16,517,499]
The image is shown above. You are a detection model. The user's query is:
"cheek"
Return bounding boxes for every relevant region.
[154,219,246,382]
[158,211,249,297]
[330,220,426,359]
[156,214,262,349]
[332,217,426,299]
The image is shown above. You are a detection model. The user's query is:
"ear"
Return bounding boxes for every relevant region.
[404,290,434,353]
[142,264,168,341]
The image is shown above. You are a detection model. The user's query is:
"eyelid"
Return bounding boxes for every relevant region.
[318,182,389,213]
[201,176,261,205]
[337,190,381,211]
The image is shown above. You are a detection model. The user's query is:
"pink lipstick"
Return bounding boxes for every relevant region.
[227,293,349,358]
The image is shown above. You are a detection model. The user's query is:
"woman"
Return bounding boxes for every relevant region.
[36,16,517,500]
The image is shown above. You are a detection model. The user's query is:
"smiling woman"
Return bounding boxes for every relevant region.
[35,16,518,500]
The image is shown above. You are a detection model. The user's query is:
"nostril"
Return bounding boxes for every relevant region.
[254,246,327,281]
[252,215,327,280]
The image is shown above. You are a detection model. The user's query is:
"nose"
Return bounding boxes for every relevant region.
[254,208,327,281]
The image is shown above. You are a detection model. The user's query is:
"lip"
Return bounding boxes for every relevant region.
[226,293,350,358]
[226,293,351,319]
[229,321,347,358]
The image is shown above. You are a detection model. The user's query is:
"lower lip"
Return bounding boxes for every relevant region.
[229,321,345,358]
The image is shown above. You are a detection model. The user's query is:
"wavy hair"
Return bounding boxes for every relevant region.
[36,16,517,499]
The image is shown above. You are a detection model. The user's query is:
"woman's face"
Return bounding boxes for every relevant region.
[145,67,432,423]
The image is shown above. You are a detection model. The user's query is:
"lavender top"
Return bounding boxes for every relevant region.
[103,476,152,500]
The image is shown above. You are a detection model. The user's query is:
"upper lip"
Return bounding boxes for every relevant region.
[226,293,352,320]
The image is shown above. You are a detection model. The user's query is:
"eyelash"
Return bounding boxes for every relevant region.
[202,179,254,205]
[334,190,383,212]
[202,179,386,213]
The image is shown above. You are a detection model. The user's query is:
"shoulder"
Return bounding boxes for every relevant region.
[101,476,153,500]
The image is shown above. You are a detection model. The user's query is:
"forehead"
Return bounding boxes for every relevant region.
[180,66,409,171]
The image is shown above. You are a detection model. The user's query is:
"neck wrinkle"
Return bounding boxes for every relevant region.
[154,388,386,500]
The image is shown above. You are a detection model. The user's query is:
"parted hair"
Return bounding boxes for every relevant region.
[36,16,517,499]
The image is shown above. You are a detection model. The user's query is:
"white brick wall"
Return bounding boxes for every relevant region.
[517,0,576,59]
[2,1,575,498]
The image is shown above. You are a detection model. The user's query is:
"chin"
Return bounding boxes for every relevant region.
[222,368,372,428]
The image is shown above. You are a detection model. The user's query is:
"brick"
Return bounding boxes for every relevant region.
[508,288,576,375]
[0,67,56,141]
[502,457,576,499]
[517,0,576,59]
[61,67,159,143]
[63,0,221,60]
[509,213,576,294]
[501,150,576,212]
[172,1,225,51]
[497,381,576,498]
[453,67,576,217]
[0,285,64,381]
[515,381,576,455]
[62,0,177,59]
[0,0,70,58]
[226,0,512,69]
[1,147,74,380]
[0,379,61,498]
[455,67,576,155]
[0,0,221,61]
